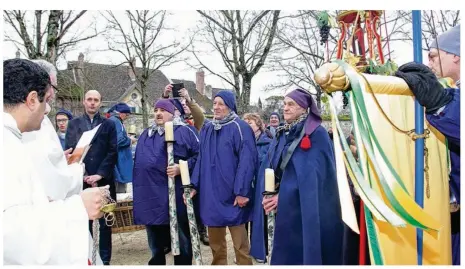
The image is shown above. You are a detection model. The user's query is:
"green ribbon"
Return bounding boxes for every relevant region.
[336,60,439,234]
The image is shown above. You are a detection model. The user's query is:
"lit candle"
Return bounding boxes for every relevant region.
[265,168,275,192]
[179,160,190,185]
[165,121,174,141]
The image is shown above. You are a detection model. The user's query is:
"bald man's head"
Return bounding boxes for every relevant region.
[83,90,102,116]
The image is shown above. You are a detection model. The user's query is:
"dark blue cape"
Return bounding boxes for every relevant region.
[426,88,460,204]
[133,125,199,225]
[426,87,460,265]
[109,115,133,184]
[263,121,344,265]
[250,132,273,260]
[191,118,258,227]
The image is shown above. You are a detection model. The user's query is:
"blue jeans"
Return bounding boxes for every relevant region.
[146,221,192,265]
[89,218,112,265]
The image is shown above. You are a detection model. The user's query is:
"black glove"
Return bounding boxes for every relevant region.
[395,62,453,114]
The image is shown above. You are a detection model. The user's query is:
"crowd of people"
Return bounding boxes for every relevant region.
[2,24,460,265]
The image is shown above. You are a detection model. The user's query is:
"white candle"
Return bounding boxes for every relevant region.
[265,168,275,192]
[165,121,174,141]
[179,160,190,185]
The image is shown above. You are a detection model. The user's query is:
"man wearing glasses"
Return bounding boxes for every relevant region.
[56,109,74,150]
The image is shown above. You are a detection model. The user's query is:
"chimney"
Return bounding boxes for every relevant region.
[75,52,85,89]
[196,68,205,95]
[78,52,84,66]
[15,50,20,59]
[128,57,136,81]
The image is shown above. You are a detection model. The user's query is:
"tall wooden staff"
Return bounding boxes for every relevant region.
[165,121,180,256]
[179,160,203,265]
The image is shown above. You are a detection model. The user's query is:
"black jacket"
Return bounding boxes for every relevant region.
[65,113,118,197]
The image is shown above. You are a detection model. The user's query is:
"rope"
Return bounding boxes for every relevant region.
[358,73,431,198]
[326,40,330,63]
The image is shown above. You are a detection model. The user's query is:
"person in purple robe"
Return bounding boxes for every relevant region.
[188,90,258,265]
[395,24,460,265]
[132,99,200,265]
[261,88,344,265]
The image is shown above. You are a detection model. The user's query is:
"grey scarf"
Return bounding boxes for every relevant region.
[211,112,238,130]
[148,116,187,137]
[275,113,308,134]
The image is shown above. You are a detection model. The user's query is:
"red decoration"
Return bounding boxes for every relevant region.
[300,135,311,150]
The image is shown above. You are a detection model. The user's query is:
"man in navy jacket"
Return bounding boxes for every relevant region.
[65,90,117,265]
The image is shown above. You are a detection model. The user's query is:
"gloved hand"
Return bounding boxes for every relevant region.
[395,62,453,114]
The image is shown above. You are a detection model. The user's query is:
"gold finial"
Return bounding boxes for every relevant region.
[314,62,350,93]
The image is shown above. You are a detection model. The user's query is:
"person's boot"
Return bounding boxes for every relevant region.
[198,224,209,246]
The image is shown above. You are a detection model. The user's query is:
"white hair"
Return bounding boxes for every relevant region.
[30,59,57,78]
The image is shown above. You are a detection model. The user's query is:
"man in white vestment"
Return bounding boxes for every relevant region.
[3,58,105,265]
[22,60,82,201]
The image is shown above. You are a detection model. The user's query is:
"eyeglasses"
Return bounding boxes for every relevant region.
[51,84,59,94]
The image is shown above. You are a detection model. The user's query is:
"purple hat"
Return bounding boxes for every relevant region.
[285,88,322,137]
[108,102,132,114]
[270,112,280,119]
[154,99,175,115]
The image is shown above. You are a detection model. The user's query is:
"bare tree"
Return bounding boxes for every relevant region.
[266,10,412,110]
[102,10,190,128]
[262,95,284,120]
[3,10,99,65]
[193,10,281,114]
[265,10,330,109]
[396,10,460,51]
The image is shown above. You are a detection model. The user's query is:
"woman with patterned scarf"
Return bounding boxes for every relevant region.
[260,88,344,265]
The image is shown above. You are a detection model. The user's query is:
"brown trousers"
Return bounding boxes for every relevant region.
[207,224,253,265]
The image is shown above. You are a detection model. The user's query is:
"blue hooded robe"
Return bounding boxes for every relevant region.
[191,117,258,227]
[262,120,344,265]
[133,124,200,225]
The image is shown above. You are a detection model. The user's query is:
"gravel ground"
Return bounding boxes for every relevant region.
[111,228,259,265]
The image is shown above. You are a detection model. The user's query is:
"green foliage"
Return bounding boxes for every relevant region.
[317,11,330,28]
[366,59,399,76]
[58,85,83,99]
[321,114,351,121]
[320,93,329,104]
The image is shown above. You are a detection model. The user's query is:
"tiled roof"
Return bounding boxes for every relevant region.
[59,61,170,104]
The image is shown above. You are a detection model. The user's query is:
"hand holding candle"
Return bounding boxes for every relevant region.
[265,168,275,192]
[165,121,174,141]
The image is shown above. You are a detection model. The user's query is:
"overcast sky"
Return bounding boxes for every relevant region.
[2,10,429,104]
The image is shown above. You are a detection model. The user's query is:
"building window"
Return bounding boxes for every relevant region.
[131,93,138,100]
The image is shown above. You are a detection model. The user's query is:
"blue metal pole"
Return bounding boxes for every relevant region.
[412,10,425,266]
